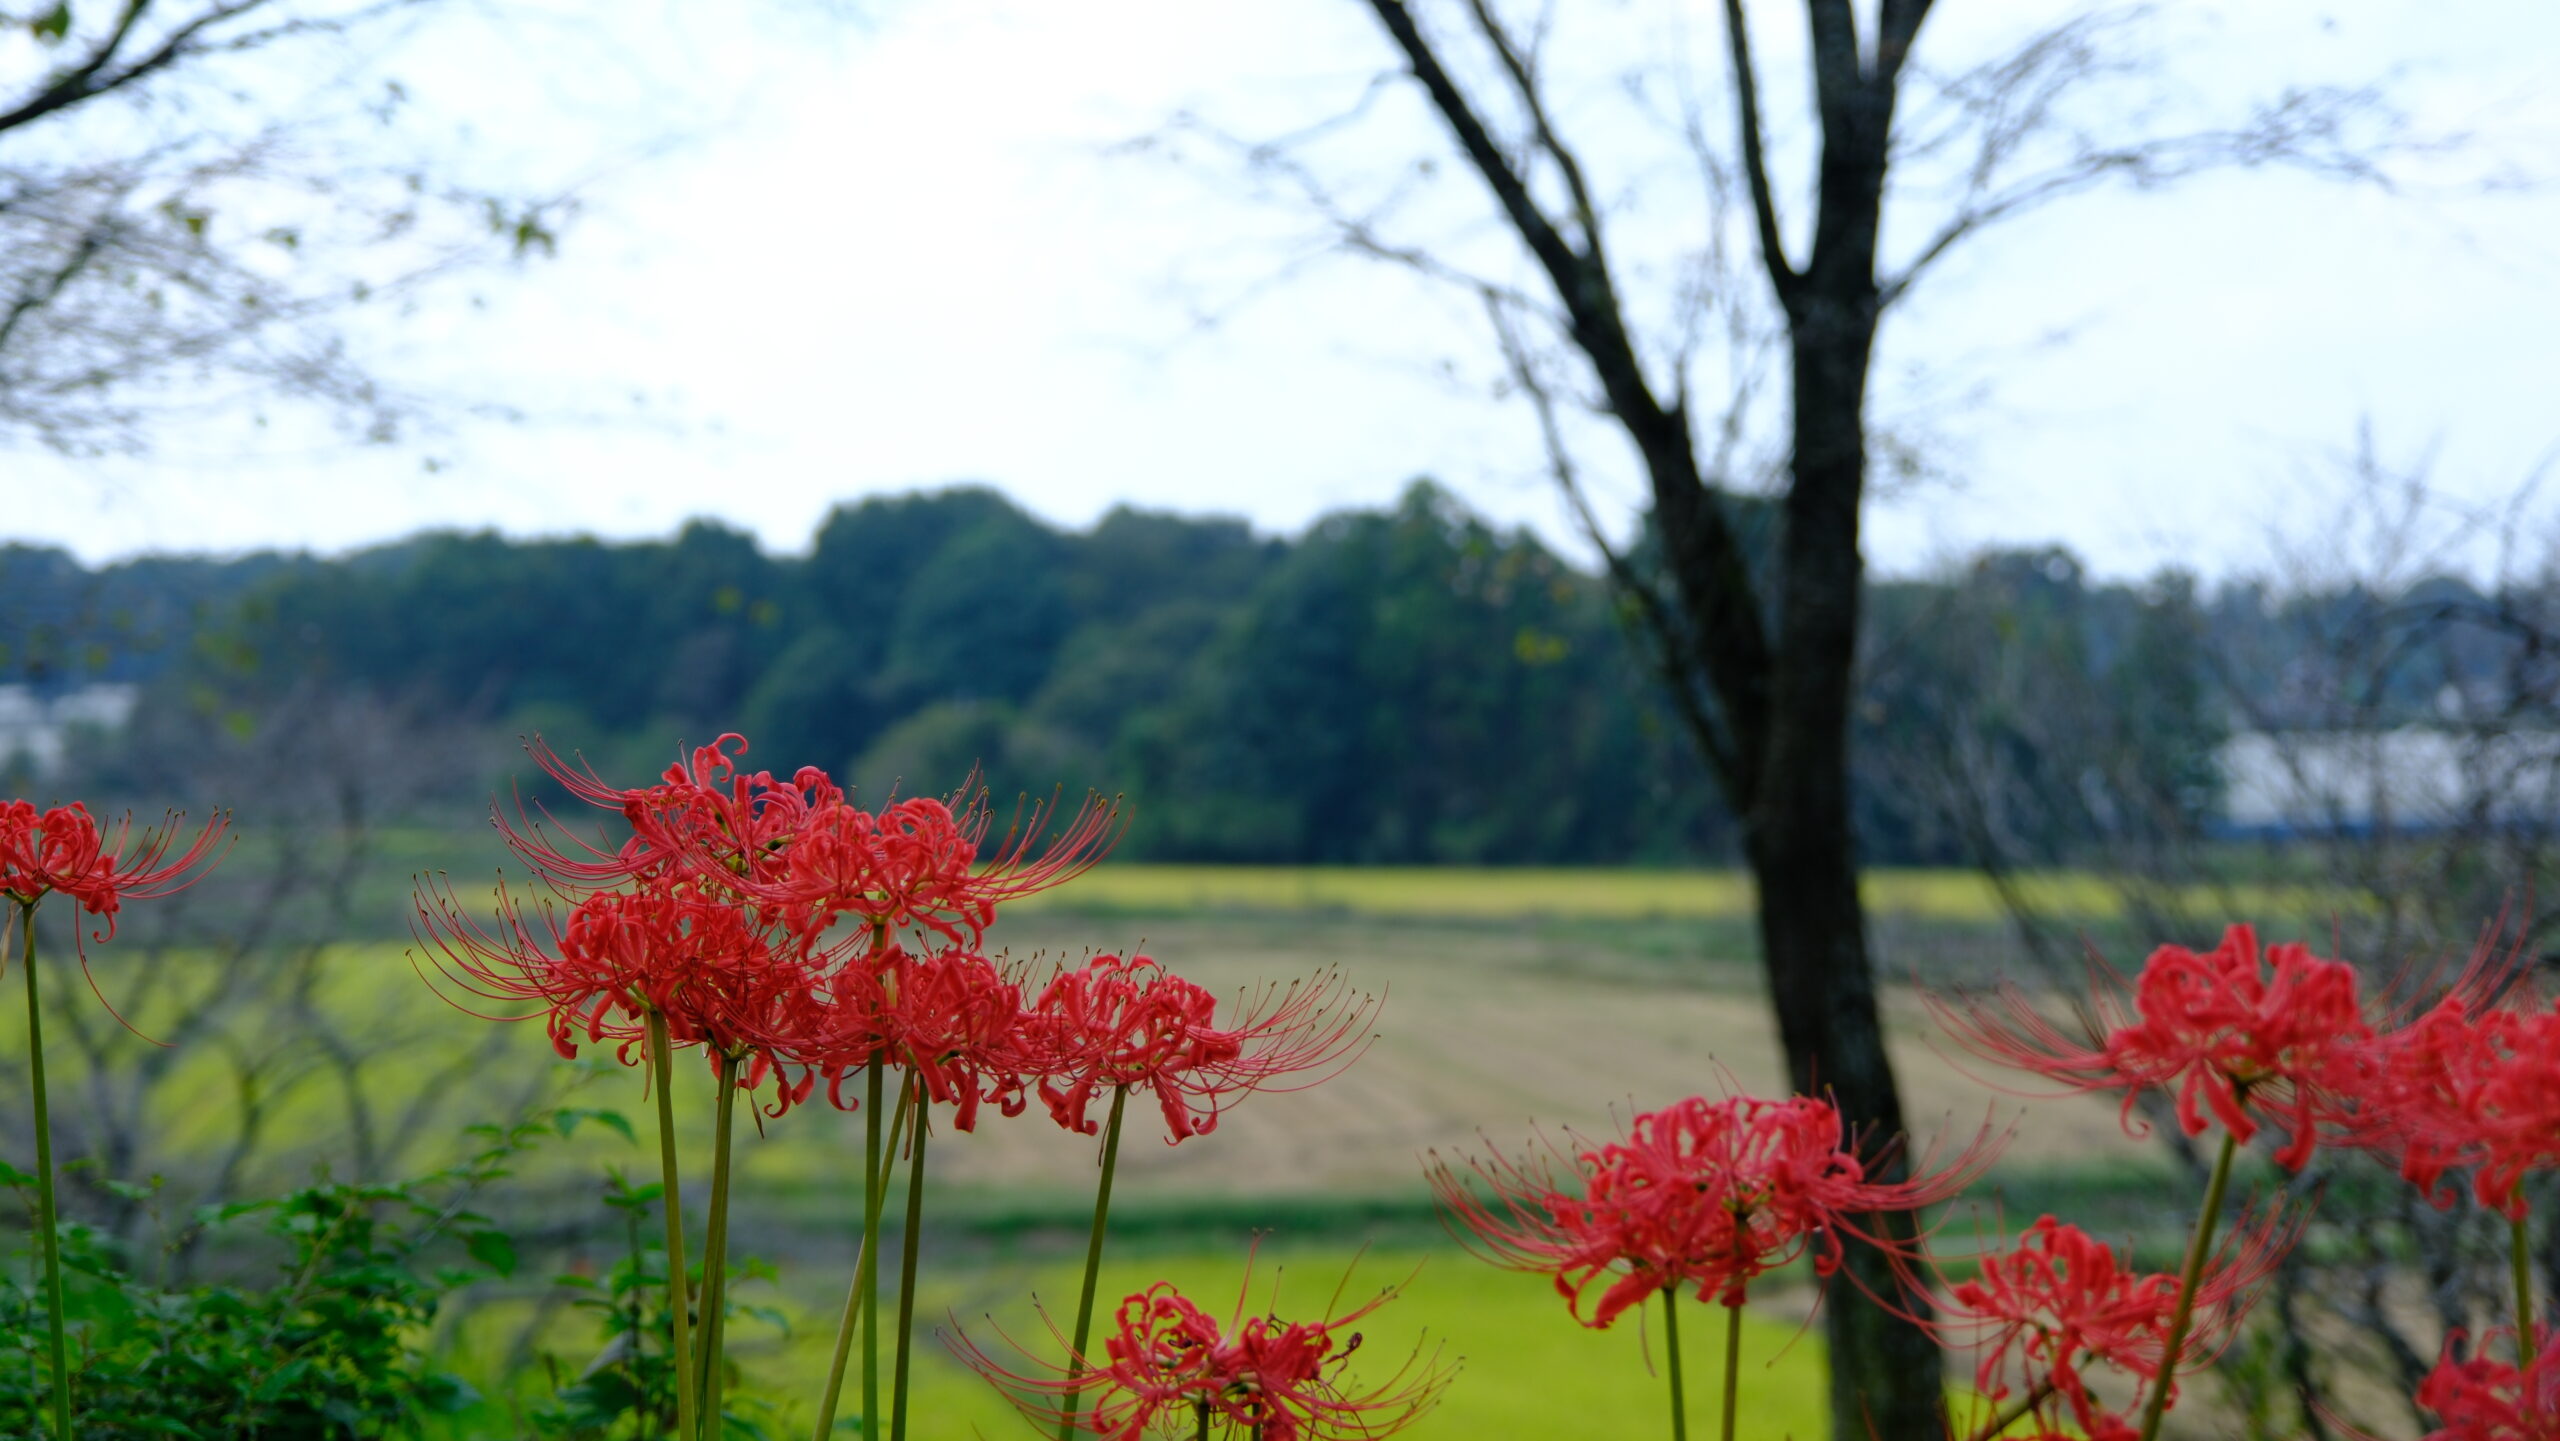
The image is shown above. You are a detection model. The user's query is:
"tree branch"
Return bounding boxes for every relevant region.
[1460,0,1603,257]
[1876,0,1937,88]
[0,1,270,136]
[1486,291,1742,792]
[1883,71,2416,307]
[1362,0,1774,792]
[1715,0,1799,303]
[1363,0,1660,429]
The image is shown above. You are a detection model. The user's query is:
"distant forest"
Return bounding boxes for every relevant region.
[1,482,2534,865]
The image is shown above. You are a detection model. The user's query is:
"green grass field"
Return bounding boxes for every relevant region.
[434,1244,1836,1441]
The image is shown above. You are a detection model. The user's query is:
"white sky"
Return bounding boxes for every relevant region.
[8,0,2560,581]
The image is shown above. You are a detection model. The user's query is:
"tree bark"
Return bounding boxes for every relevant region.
[1755,303,1943,1441]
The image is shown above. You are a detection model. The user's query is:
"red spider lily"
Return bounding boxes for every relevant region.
[412,875,825,1099]
[0,800,229,941]
[1021,955,1379,1144]
[876,945,1031,1133]
[744,783,1125,945]
[746,794,990,943]
[2348,994,2560,1219]
[1930,923,2374,1169]
[949,1266,1448,1441]
[1925,1211,2289,1434]
[494,734,843,903]
[1430,1092,1998,1326]
[2415,1326,2560,1440]
[496,735,1119,951]
[734,940,1034,1127]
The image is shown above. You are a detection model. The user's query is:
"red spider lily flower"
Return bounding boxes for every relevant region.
[1931,923,2373,1169]
[744,783,1125,946]
[876,945,1031,1132]
[494,734,843,902]
[0,799,228,1039]
[1430,1092,1998,1326]
[949,1265,1449,1441]
[1021,955,1379,1144]
[1926,1211,2289,1434]
[2348,994,2560,1220]
[746,794,990,943]
[0,800,229,941]
[411,875,824,1096]
[2415,1326,2560,1441]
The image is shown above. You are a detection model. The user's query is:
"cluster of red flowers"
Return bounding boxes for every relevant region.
[1413,919,2560,1440]
[954,1266,1448,1440]
[414,734,1374,1132]
[1925,921,2560,1437]
[1430,1091,1997,1326]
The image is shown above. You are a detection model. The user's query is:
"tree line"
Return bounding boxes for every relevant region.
[1,483,2527,867]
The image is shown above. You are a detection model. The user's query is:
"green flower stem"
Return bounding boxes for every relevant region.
[1055,1083,1131,1441]
[2135,1129,2239,1441]
[18,901,72,1441]
[1661,1287,1688,1441]
[2516,1210,2539,1369]
[1719,1298,1742,1441]
[1196,1396,1211,1441]
[698,1051,742,1438]
[890,1079,932,1441]
[1966,1378,2056,1441]
[812,1064,914,1441]
[865,1059,885,1441]
[647,1011,701,1441]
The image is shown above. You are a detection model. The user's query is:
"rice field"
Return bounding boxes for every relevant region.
[1011,862,2350,928]
[7,896,2181,1227]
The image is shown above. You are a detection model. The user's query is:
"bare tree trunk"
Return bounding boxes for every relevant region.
[1757,308,1941,1441]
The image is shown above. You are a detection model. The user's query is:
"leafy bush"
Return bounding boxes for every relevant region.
[0,1118,552,1439]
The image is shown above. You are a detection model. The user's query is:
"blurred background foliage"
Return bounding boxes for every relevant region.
[11,473,2527,877]
[0,478,2288,869]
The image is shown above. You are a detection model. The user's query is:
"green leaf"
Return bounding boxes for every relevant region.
[740,1303,790,1334]
[31,4,70,43]
[464,1228,517,1278]
[556,1106,638,1145]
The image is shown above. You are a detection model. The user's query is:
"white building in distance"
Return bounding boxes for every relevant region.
[0,683,141,776]
[2218,728,2560,838]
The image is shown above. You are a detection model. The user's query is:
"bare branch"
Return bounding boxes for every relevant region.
[1362,0,1667,431]
[1459,0,1604,257]
[1485,290,1741,792]
[1716,0,1800,301]
[1884,65,2418,308]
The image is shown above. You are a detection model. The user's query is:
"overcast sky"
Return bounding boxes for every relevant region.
[8,0,2559,581]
